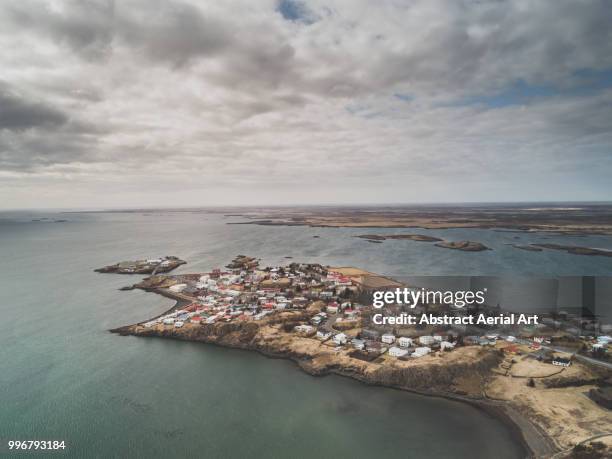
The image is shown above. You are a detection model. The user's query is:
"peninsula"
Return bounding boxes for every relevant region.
[110,256,612,458]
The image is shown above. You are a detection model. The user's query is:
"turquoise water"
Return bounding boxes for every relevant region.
[3,209,609,458]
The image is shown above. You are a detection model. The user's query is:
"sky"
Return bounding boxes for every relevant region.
[1,0,612,209]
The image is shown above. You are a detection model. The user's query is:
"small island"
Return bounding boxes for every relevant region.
[356,234,443,242]
[95,256,186,274]
[434,241,491,252]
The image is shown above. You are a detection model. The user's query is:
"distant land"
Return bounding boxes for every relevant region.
[217,203,612,236]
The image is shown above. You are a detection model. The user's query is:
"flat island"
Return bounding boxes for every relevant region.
[95,256,186,274]
[434,241,491,252]
[109,256,612,458]
[356,234,444,242]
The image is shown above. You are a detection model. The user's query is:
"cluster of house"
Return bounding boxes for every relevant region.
[304,329,457,359]
[143,262,362,329]
[140,258,612,368]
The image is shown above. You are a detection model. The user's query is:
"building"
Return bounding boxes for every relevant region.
[412,347,432,358]
[389,346,409,357]
[381,334,396,344]
[333,333,348,345]
[351,338,365,350]
[440,341,455,351]
[552,357,572,367]
[398,337,413,347]
[418,335,435,346]
[294,324,314,334]
[316,330,332,340]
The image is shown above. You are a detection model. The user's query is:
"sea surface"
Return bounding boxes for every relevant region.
[2,209,612,458]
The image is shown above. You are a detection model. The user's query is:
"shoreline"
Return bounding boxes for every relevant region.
[111,294,555,458]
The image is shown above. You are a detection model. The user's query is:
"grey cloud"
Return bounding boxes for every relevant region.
[0,85,68,131]
[116,2,231,67]
[8,0,115,60]
[6,0,230,65]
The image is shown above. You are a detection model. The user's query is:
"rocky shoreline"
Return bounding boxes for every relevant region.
[111,298,555,458]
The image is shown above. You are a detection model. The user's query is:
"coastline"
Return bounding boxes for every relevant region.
[110,295,555,458]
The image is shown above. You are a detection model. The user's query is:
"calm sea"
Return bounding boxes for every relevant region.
[3,209,610,458]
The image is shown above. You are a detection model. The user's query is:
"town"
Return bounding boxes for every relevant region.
[121,255,610,369]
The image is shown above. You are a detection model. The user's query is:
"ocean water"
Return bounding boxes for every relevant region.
[3,209,610,458]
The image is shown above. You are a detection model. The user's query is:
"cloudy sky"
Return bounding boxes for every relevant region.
[1,0,612,209]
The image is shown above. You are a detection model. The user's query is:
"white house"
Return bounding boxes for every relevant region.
[381,334,396,344]
[317,330,332,340]
[162,317,175,325]
[597,335,612,345]
[412,347,432,358]
[294,324,314,334]
[311,316,323,325]
[552,357,571,367]
[174,321,184,328]
[398,337,413,347]
[440,341,455,351]
[418,335,435,346]
[389,346,409,357]
[333,333,348,345]
[327,305,339,314]
[351,338,365,350]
